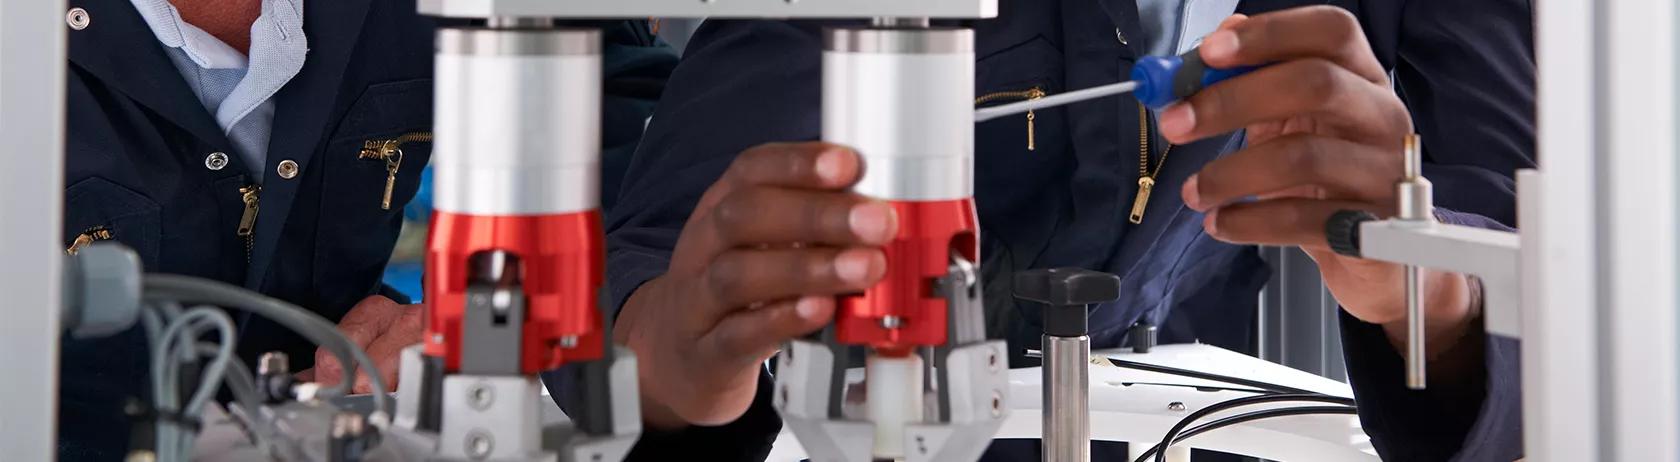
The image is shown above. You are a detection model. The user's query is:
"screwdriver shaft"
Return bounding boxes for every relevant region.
[974,81,1139,123]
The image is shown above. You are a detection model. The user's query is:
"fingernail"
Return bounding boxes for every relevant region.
[834,249,874,285]
[1203,209,1220,236]
[850,202,896,243]
[795,297,827,320]
[815,149,850,185]
[1159,103,1195,140]
[1201,30,1239,62]
[1182,174,1202,210]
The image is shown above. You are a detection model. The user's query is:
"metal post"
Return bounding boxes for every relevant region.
[1042,335,1089,462]
[0,0,68,460]
[1600,0,1679,457]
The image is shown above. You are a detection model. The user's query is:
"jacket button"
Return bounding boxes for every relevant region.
[277,159,300,179]
[204,152,229,171]
[66,8,90,31]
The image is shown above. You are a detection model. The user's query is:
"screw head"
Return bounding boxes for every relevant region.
[468,383,495,410]
[881,316,903,329]
[990,391,1004,417]
[465,431,494,459]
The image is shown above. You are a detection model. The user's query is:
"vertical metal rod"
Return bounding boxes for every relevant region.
[1397,134,1430,390]
[1405,264,1427,389]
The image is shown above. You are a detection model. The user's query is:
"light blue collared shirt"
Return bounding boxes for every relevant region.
[128,0,308,183]
[1137,0,1239,57]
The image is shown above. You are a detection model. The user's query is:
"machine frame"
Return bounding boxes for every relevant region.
[0,0,69,460]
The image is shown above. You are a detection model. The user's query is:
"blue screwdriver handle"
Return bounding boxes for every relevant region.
[1132,47,1259,110]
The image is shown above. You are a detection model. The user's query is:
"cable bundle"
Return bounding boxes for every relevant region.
[1100,357,1361,462]
[135,275,390,462]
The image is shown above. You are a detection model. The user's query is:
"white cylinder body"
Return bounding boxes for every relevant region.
[866,353,926,458]
[434,28,601,216]
[823,28,974,202]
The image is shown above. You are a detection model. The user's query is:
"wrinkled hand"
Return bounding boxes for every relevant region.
[300,295,424,394]
[1168,8,1477,361]
[615,142,894,429]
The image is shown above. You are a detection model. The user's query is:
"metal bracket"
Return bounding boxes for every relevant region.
[1358,219,1522,338]
[461,251,527,376]
[776,256,1007,462]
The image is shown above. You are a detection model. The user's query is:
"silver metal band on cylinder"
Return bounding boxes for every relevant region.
[824,28,975,202]
[433,28,601,215]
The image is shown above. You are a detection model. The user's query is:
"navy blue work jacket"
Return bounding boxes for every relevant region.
[607,0,1533,460]
[56,0,674,458]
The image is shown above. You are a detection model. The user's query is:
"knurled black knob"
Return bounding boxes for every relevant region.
[1127,322,1158,353]
[1014,268,1122,337]
[1325,209,1379,258]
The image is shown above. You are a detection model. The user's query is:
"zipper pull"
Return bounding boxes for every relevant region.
[238,184,262,237]
[1129,177,1155,224]
[382,147,404,210]
[65,228,110,256]
[67,234,95,256]
[1027,87,1044,151]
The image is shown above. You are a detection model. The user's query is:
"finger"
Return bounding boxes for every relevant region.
[1184,134,1399,211]
[1199,6,1386,83]
[354,336,415,394]
[351,310,422,393]
[702,296,836,366]
[337,296,399,349]
[695,143,863,215]
[1159,59,1407,143]
[705,246,886,310]
[1203,198,1387,247]
[711,187,899,249]
[294,368,316,382]
[313,347,345,387]
[1215,13,1249,32]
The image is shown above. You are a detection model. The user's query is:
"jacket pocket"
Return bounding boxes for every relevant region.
[63,177,162,267]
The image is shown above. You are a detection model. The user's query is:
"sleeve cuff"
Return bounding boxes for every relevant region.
[625,368,782,461]
[1339,311,1524,461]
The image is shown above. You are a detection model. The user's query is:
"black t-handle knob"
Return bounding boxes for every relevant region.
[1014,268,1122,337]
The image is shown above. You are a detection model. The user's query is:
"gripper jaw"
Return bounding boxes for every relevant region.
[774,257,1008,462]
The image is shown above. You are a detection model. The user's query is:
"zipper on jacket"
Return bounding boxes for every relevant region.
[66,226,115,256]
[974,87,1046,151]
[238,183,262,262]
[360,132,433,210]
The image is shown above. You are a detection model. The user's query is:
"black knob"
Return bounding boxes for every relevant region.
[1325,209,1378,258]
[1014,268,1122,337]
[1127,322,1158,353]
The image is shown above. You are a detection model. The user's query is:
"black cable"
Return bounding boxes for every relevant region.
[1136,394,1356,462]
[1131,405,1360,462]
[1103,357,1319,395]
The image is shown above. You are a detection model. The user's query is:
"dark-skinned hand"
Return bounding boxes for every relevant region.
[614,143,895,429]
[1168,7,1481,376]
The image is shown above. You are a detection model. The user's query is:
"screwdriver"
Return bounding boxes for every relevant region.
[973,47,1258,123]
